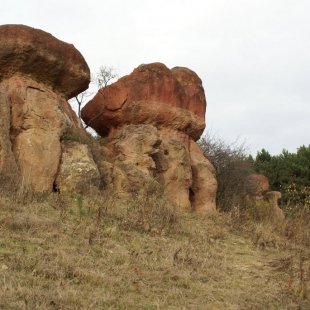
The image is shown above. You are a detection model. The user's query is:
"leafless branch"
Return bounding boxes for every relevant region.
[84,66,118,130]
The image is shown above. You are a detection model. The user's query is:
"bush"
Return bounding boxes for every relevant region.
[198,131,254,211]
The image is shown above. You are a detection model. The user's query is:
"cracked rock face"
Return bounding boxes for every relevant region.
[55,141,102,193]
[0,24,90,99]
[0,25,90,193]
[0,25,218,214]
[82,63,217,213]
[81,62,206,141]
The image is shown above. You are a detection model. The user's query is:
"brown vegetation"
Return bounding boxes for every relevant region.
[0,189,309,309]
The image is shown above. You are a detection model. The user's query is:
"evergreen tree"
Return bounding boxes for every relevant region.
[253,145,310,209]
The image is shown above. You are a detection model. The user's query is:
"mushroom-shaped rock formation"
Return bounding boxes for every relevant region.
[245,174,269,198]
[264,191,285,221]
[0,24,90,99]
[82,63,217,213]
[245,174,285,222]
[0,24,91,193]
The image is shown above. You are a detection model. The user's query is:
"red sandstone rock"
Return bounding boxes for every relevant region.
[153,134,193,211]
[0,25,217,215]
[245,174,269,198]
[82,62,218,213]
[0,25,91,193]
[245,175,285,222]
[0,24,90,99]
[189,140,217,213]
[264,191,285,221]
[1,76,83,192]
[171,67,206,120]
[81,63,206,141]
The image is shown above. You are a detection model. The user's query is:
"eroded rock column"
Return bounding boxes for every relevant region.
[0,24,91,193]
[82,62,217,212]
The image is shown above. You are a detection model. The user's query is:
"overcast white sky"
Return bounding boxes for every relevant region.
[2,0,309,156]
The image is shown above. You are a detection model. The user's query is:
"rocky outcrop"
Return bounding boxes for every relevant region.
[153,134,193,211]
[245,174,285,221]
[189,140,217,212]
[245,174,269,198]
[82,63,217,213]
[0,24,90,193]
[0,25,217,214]
[55,141,101,193]
[264,191,285,221]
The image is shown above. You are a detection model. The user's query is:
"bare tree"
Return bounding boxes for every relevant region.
[198,131,254,211]
[74,90,93,120]
[84,66,118,130]
[69,72,95,121]
[96,65,118,89]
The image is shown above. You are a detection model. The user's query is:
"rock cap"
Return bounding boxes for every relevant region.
[81,62,206,140]
[0,24,90,99]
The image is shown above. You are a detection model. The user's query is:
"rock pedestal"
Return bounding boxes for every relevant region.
[245,174,285,221]
[82,63,217,213]
[0,24,92,193]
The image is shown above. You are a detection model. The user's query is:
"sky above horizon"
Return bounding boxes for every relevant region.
[2,0,309,156]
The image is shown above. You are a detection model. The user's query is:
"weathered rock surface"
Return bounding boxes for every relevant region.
[114,125,161,176]
[264,191,285,221]
[0,25,217,214]
[0,25,90,193]
[153,134,193,211]
[245,174,285,221]
[98,161,130,201]
[0,24,90,99]
[82,63,217,213]
[112,125,162,194]
[81,63,206,141]
[55,141,101,193]
[171,67,206,120]
[245,174,269,198]
[189,140,217,212]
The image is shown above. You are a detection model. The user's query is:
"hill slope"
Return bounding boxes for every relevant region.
[0,194,309,309]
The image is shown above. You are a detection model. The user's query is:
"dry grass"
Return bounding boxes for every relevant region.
[0,193,310,310]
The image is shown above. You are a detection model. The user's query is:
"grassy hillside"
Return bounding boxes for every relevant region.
[0,193,309,309]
